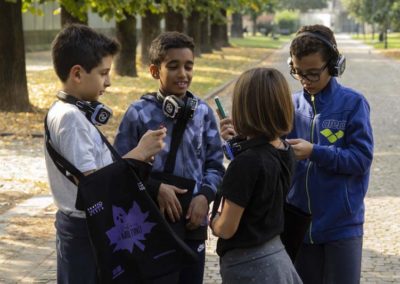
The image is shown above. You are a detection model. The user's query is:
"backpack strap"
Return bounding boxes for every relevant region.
[44,113,122,185]
[163,114,190,173]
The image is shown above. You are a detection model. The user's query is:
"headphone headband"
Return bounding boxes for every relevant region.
[289,30,346,77]
[295,31,338,55]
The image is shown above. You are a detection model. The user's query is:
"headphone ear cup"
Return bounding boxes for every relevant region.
[328,55,345,77]
[328,60,336,76]
[287,57,293,66]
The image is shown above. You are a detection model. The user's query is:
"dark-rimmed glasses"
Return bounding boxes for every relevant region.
[290,62,329,82]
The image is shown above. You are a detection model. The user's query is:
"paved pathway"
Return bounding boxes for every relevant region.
[1,35,399,283]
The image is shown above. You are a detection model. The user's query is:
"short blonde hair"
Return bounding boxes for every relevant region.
[232,67,293,140]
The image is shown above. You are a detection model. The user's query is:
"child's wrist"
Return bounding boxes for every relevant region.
[123,148,146,162]
[208,211,220,230]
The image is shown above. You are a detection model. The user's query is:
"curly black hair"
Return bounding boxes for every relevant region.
[148,32,195,66]
[290,24,338,63]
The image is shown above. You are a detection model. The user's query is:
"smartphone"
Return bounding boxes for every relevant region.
[214,96,227,119]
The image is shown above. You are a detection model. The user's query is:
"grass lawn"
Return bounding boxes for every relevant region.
[352,33,400,59]
[0,35,290,141]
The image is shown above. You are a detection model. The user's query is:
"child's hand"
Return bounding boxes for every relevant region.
[158,183,187,223]
[186,195,208,230]
[286,138,313,160]
[124,128,167,162]
[220,118,236,141]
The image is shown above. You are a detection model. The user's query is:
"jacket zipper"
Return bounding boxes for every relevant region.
[306,94,317,243]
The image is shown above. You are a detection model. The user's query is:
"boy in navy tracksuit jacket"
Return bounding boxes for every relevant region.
[286,25,373,283]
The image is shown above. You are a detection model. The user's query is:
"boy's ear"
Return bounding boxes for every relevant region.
[70,65,82,82]
[149,64,160,79]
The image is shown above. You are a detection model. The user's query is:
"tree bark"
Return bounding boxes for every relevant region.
[0,0,30,112]
[210,9,230,50]
[230,12,243,38]
[115,14,137,77]
[220,9,230,47]
[200,14,212,54]
[141,10,161,65]
[60,5,87,27]
[187,10,202,57]
[165,9,184,32]
[252,14,257,36]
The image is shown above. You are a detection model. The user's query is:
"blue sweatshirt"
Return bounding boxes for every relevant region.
[114,92,225,204]
[286,78,374,244]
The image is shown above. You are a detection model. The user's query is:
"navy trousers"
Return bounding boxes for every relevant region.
[55,210,98,284]
[295,237,363,284]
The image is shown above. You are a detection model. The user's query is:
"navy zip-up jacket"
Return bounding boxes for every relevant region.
[286,78,374,244]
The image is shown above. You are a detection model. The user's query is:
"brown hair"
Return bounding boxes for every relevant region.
[52,24,119,82]
[232,67,293,140]
[290,24,337,63]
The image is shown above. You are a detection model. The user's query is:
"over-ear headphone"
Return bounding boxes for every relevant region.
[223,136,277,160]
[56,91,113,126]
[288,31,346,77]
[155,90,198,120]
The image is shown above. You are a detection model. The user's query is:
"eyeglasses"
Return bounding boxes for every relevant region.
[290,62,329,82]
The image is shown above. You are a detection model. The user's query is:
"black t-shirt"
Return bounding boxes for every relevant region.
[216,139,295,256]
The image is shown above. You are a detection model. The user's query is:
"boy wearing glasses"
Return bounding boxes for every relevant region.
[286,25,374,283]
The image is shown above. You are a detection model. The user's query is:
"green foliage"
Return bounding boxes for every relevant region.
[20,0,46,15]
[343,0,400,31]
[60,0,89,21]
[274,10,299,34]
[278,0,328,12]
[239,0,278,23]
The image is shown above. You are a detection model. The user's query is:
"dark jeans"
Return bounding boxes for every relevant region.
[178,240,206,284]
[295,237,363,284]
[55,210,98,284]
[152,240,205,284]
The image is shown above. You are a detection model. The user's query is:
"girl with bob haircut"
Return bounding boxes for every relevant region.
[210,67,302,283]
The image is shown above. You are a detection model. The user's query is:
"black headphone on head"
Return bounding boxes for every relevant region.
[155,90,198,120]
[56,91,113,126]
[288,31,346,77]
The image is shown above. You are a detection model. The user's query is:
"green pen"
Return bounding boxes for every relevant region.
[214,96,227,119]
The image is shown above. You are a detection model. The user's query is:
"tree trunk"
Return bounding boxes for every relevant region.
[115,14,137,77]
[200,14,212,54]
[211,9,230,50]
[230,12,243,38]
[141,10,161,65]
[0,0,30,112]
[187,11,202,57]
[252,14,257,36]
[221,9,230,47]
[60,5,87,27]
[211,23,223,51]
[165,9,184,32]
[371,24,375,41]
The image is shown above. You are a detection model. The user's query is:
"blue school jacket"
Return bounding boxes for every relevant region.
[286,78,374,244]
